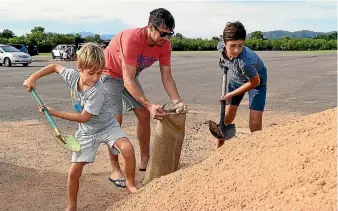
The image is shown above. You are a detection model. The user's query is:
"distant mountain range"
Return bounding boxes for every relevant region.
[76,30,336,40]
[76,31,115,40]
[247,30,337,40]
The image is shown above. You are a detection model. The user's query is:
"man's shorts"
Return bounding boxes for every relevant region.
[101,74,143,115]
[227,79,267,111]
[71,123,127,163]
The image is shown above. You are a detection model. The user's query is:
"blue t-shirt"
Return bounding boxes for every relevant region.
[60,67,118,135]
[217,41,267,86]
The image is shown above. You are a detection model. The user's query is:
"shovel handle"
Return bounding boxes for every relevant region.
[220,67,228,124]
[30,88,58,130]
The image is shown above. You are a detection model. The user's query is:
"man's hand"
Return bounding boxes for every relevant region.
[147,104,167,119]
[23,78,37,92]
[173,100,187,113]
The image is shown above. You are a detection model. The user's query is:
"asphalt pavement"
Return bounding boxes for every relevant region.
[0,51,336,123]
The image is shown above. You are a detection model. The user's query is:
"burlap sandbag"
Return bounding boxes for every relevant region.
[143,112,186,185]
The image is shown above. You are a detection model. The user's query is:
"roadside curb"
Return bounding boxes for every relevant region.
[32,59,60,62]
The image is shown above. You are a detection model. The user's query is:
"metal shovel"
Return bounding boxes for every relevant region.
[30,88,81,152]
[208,65,236,140]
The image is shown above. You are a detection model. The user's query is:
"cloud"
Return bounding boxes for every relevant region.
[1,0,337,38]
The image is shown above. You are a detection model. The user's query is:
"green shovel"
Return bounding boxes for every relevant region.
[30,88,81,152]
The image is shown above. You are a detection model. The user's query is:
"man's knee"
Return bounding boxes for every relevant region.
[135,108,150,122]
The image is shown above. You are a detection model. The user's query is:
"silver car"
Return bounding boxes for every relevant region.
[0,44,32,67]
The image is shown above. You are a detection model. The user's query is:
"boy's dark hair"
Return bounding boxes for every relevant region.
[148,8,175,31]
[223,21,246,42]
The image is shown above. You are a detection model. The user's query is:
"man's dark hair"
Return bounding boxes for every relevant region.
[148,8,175,31]
[223,21,246,42]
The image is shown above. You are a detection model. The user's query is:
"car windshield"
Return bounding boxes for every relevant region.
[11,45,22,49]
[1,46,21,52]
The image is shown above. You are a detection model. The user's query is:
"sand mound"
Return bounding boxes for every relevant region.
[108,108,337,211]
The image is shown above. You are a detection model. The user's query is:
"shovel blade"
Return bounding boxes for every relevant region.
[208,120,236,140]
[208,120,224,139]
[55,135,81,152]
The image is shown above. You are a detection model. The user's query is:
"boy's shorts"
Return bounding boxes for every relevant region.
[227,79,267,111]
[72,123,127,163]
[101,74,143,115]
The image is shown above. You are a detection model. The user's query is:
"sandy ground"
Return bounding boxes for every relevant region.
[109,108,337,211]
[0,105,302,211]
[0,51,336,211]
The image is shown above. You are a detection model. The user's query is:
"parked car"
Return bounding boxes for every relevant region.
[6,43,39,56]
[27,44,39,56]
[52,44,68,59]
[77,43,85,52]
[0,44,32,67]
[6,43,29,54]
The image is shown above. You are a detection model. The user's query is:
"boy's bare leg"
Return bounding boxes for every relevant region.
[133,107,151,169]
[108,113,125,180]
[249,109,263,132]
[114,138,138,193]
[216,105,239,148]
[66,162,86,211]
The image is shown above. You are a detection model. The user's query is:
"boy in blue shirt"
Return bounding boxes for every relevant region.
[23,42,138,211]
[216,21,267,147]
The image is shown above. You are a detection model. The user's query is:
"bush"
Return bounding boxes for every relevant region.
[0,27,336,52]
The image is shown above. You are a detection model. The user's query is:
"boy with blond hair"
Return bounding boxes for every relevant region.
[23,42,138,211]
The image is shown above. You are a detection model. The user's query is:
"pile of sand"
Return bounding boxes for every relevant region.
[108,108,337,211]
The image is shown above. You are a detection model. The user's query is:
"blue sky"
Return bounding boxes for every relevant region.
[1,0,337,38]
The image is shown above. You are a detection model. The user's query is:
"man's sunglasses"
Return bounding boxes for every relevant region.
[154,26,175,38]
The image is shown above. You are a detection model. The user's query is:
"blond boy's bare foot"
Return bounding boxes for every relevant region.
[65,206,76,211]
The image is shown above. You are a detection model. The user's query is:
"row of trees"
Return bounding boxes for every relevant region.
[170,31,337,51]
[0,27,337,53]
[0,27,98,53]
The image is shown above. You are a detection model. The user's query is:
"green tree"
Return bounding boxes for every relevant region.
[1,29,15,39]
[250,31,264,40]
[329,32,337,40]
[85,34,103,43]
[174,33,184,40]
[31,26,45,33]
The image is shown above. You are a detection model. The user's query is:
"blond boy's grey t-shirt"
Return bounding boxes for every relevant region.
[60,67,117,135]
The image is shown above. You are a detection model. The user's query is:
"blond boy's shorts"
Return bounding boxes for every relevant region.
[71,123,127,163]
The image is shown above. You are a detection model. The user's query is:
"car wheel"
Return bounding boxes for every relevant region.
[4,58,11,67]
[22,63,29,67]
[52,53,55,59]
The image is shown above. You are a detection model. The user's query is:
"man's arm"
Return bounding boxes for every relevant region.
[159,65,182,104]
[122,63,167,118]
[122,63,151,108]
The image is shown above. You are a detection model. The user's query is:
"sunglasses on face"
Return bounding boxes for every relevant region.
[153,26,175,38]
